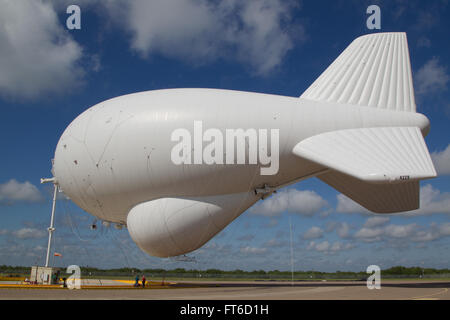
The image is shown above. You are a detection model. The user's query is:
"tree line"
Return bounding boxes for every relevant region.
[1,265,449,277]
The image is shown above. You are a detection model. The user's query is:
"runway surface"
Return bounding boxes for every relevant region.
[0,280,449,300]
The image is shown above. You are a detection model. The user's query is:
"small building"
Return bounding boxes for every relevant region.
[30,266,60,285]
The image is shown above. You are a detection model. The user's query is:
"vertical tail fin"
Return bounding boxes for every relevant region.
[300,33,416,112]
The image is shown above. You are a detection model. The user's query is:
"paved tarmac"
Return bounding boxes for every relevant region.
[0,280,449,300]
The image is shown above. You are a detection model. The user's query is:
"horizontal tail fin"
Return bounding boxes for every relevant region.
[300,32,416,112]
[292,126,437,213]
[293,127,436,183]
[319,171,419,213]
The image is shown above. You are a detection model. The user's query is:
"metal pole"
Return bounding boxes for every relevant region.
[45,183,58,267]
[289,216,294,286]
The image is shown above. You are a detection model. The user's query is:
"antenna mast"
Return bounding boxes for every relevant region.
[289,216,294,286]
[41,174,58,267]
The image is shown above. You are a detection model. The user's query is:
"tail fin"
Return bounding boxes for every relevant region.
[319,171,420,213]
[292,127,436,213]
[300,33,416,112]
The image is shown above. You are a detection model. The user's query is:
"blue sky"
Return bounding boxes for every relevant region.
[0,0,449,272]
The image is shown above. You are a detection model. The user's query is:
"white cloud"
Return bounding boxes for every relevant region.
[240,246,267,255]
[363,217,390,228]
[0,1,84,100]
[307,240,354,253]
[307,241,326,252]
[250,188,328,217]
[353,221,450,244]
[412,222,450,242]
[264,238,285,248]
[353,227,384,241]
[314,241,329,252]
[12,228,46,239]
[336,194,370,214]
[330,242,354,252]
[413,184,450,215]
[431,144,450,175]
[0,0,301,98]
[413,230,439,242]
[384,224,417,238]
[324,221,351,239]
[336,222,351,239]
[415,57,449,96]
[0,179,43,205]
[108,0,302,75]
[302,226,323,240]
[438,223,450,236]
